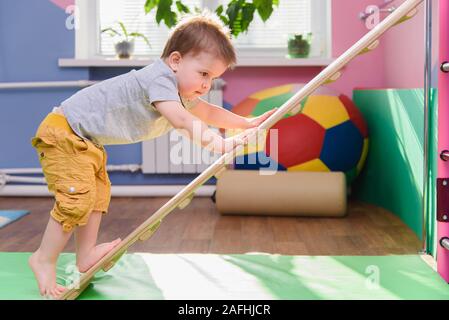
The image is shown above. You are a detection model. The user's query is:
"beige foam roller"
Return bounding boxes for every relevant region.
[215,170,347,217]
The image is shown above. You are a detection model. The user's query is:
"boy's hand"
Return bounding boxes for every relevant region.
[222,127,258,153]
[246,108,278,128]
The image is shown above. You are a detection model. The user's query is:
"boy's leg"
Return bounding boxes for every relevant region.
[28,216,73,299]
[75,211,121,273]
[75,145,120,273]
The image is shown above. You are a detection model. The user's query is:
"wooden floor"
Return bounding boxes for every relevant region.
[0,197,421,255]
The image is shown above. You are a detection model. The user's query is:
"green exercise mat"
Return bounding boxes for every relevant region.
[1,252,449,300]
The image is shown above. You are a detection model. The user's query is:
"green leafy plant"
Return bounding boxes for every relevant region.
[101,21,151,48]
[287,32,312,58]
[144,0,279,38]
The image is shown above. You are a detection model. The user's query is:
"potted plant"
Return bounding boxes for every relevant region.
[144,0,279,38]
[101,21,151,59]
[287,32,312,58]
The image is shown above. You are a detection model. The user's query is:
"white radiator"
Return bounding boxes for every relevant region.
[142,80,225,174]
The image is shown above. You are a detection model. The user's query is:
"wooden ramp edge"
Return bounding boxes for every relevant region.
[60,0,424,300]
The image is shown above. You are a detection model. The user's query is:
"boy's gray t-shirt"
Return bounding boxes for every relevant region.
[60,58,197,145]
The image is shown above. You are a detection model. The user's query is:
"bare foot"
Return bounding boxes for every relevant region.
[76,238,122,273]
[28,251,67,299]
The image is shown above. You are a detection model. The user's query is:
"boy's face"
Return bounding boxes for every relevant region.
[167,51,228,100]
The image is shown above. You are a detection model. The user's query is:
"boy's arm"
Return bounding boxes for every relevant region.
[189,99,250,129]
[153,100,255,153]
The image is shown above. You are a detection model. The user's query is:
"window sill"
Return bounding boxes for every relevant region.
[58,56,335,68]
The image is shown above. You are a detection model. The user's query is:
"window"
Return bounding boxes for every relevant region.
[99,0,201,56]
[75,0,331,61]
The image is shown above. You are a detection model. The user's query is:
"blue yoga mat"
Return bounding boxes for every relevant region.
[0,210,30,228]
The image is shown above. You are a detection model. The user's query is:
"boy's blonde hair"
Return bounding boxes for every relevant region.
[161,11,237,68]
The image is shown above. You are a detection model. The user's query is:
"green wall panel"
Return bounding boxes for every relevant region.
[352,89,425,239]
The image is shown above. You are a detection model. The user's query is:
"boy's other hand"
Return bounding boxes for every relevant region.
[246,108,278,128]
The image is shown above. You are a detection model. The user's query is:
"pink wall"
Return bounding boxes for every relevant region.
[221,67,322,106]
[330,0,388,93]
[222,0,428,106]
[49,0,74,10]
[383,0,427,88]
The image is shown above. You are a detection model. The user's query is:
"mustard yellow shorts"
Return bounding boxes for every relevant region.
[31,113,111,232]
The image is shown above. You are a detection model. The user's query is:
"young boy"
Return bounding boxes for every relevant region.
[28,12,276,299]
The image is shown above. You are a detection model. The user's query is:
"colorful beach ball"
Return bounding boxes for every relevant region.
[229,83,369,184]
